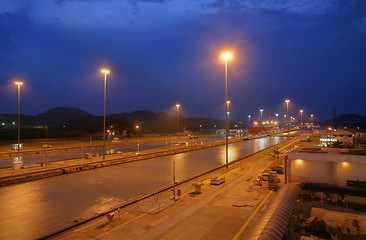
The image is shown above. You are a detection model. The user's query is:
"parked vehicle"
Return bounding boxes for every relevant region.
[259,173,269,181]
[112,138,120,143]
[11,143,23,151]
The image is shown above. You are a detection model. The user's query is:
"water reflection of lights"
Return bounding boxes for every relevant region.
[171,153,187,182]
[255,138,266,151]
[0,184,45,240]
[13,156,23,162]
[220,145,238,165]
[88,196,123,214]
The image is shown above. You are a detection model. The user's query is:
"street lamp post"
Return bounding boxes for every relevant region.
[248,115,251,126]
[260,109,263,124]
[285,99,290,132]
[226,100,230,161]
[15,81,23,154]
[275,113,278,122]
[300,109,303,126]
[176,104,180,134]
[136,125,140,152]
[222,52,232,169]
[101,69,110,160]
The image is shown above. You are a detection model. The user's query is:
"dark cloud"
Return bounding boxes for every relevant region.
[55,0,169,7]
[0,0,365,120]
[202,0,365,18]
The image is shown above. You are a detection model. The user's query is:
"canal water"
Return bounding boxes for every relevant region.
[0,136,285,240]
[0,136,225,168]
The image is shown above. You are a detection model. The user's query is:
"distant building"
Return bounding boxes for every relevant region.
[354,128,366,147]
[287,147,366,186]
[287,147,366,210]
[247,127,263,135]
[331,129,354,144]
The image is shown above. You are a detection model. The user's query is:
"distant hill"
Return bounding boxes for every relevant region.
[36,107,93,123]
[0,107,239,134]
[324,113,366,128]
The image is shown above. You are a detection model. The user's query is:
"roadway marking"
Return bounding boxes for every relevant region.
[95,198,176,238]
[232,190,274,240]
[137,165,255,240]
[73,218,104,233]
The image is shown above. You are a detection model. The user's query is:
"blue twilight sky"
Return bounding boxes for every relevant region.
[0,0,365,121]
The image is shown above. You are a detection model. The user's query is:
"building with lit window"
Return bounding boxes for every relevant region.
[287,147,366,186]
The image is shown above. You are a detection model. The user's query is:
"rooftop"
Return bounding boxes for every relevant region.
[293,147,366,155]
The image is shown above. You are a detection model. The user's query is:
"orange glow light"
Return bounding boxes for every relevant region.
[221,53,232,60]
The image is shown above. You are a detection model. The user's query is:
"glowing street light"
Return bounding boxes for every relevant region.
[300,109,303,125]
[248,115,251,125]
[15,81,23,154]
[136,125,140,152]
[285,99,290,132]
[275,113,279,122]
[101,69,110,159]
[176,104,180,133]
[260,109,263,123]
[221,52,232,169]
